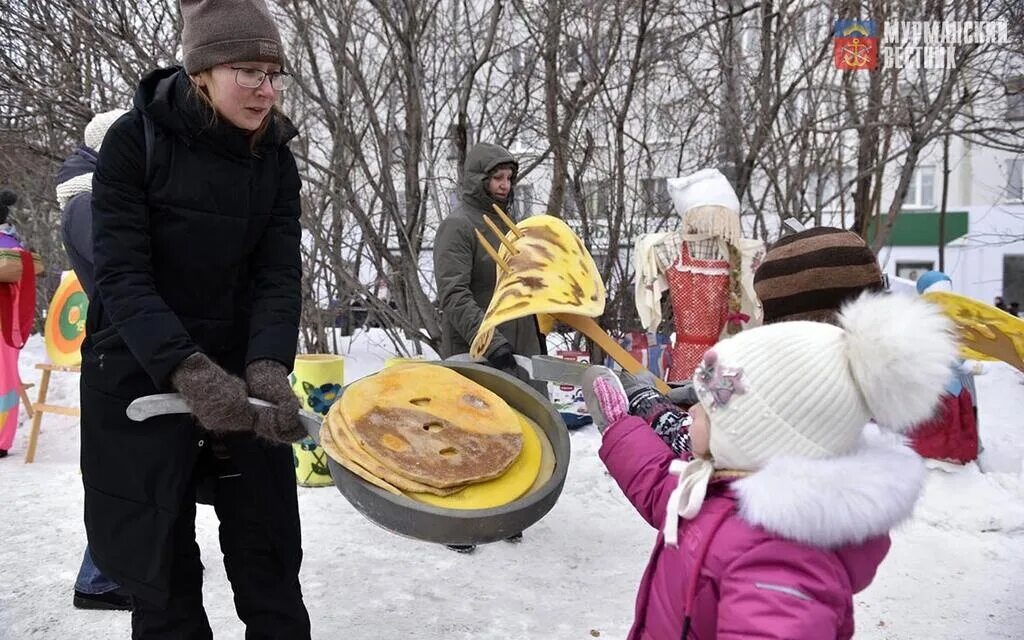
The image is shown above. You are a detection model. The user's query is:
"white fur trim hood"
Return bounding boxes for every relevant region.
[731,426,926,549]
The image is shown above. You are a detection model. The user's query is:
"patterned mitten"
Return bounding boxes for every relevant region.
[581,366,629,434]
[621,373,693,456]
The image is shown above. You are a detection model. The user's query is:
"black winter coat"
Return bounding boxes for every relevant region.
[81,67,303,605]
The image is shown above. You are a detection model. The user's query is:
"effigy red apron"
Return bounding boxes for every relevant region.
[665,243,730,382]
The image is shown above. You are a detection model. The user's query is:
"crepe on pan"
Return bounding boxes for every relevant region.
[319,420,403,496]
[470,214,606,358]
[407,411,543,510]
[339,364,523,488]
[321,405,558,510]
[324,410,466,496]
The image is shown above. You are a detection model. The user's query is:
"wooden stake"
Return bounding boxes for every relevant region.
[491,204,523,238]
[483,215,519,255]
[474,229,511,274]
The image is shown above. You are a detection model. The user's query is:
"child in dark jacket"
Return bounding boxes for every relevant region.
[584,292,956,639]
[55,108,133,612]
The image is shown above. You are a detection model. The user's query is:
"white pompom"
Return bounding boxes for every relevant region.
[838,292,958,432]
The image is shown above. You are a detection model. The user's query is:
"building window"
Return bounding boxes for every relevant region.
[905,165,935,208]
[641,178,672,218]
[643,28,668,65]
[740,22,761,57]
[387,128,408,165]
[511,46,523,74]
[514,183,535,220]
[582,181,610,219]
[564,38,582,74]
[896,261,934,282]
[1006,76,1024,121]
[1008,158,1024,201]
[812,167,856,209]
[446,122,473,161]
[583,41,610,77]
[563,187,578,219]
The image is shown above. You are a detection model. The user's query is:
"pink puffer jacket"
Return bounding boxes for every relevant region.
[600,416,925,640]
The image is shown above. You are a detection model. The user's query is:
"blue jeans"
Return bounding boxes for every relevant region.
[74,546,120,594]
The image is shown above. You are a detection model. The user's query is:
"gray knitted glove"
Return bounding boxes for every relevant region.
[666,382,699,408]
[245,359,307,444]
[171,353,255,433]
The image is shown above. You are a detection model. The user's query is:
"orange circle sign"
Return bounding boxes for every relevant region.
[45,272,88,365]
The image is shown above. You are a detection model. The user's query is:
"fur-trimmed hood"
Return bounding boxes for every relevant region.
[732,425,927,549]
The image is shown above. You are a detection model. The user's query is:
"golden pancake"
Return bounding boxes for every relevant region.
[319,422,403,496]
[325,410,465,496]
[407,411,543,510]
[340,364,520,436]
[339,365,523,488]
[347,406,522,488]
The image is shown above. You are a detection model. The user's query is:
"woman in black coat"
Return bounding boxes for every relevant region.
[83,1,311,636]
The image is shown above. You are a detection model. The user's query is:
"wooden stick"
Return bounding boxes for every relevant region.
[491,204,523,238]
[555,312,672,394]
[474,229,511,274]
[483,215,519,255]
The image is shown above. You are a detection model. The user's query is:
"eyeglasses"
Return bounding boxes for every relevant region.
[230,67,291,91]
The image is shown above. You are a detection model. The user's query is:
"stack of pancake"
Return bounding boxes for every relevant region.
[320,364,555,510]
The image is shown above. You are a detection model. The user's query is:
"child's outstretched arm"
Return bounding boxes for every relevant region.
[583,367,687,529]
[716,541,845,639]
[622,380,694,456]
[599,415,685,530]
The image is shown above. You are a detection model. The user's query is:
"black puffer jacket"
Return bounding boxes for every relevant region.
[81,67,303,605]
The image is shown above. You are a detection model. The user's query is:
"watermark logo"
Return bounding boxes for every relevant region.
[834,20,878,70]
[881,20,1009,69]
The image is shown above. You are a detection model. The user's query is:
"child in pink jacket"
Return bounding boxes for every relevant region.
[583,292,957,640]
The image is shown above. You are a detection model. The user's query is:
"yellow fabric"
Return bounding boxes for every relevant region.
[922,291,1024,368]
[471,215,606,357]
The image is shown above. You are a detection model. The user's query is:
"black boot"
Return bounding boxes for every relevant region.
[73,588,132,611]
[445,544,477,554]
[505,532,524,543]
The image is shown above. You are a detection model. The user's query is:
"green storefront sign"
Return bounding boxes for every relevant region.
[867,211,969,247]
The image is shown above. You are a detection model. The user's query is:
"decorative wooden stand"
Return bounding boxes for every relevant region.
[19,382,34,417]
[23,363,81,463]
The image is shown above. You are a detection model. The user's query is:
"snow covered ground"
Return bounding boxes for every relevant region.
[1,331,1022,639]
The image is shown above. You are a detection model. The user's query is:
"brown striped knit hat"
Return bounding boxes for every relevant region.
[754,227,884,324]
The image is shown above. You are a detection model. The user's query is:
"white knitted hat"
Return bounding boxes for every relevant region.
[84,109,128,152]
[666,168,742,244]
[667,168,740,216]
[692,292,957,470]
[57,109,128,208]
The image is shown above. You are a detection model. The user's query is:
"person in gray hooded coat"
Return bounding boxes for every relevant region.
[433,142,544,368]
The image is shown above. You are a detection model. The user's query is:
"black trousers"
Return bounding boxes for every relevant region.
[131,444,311,639]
